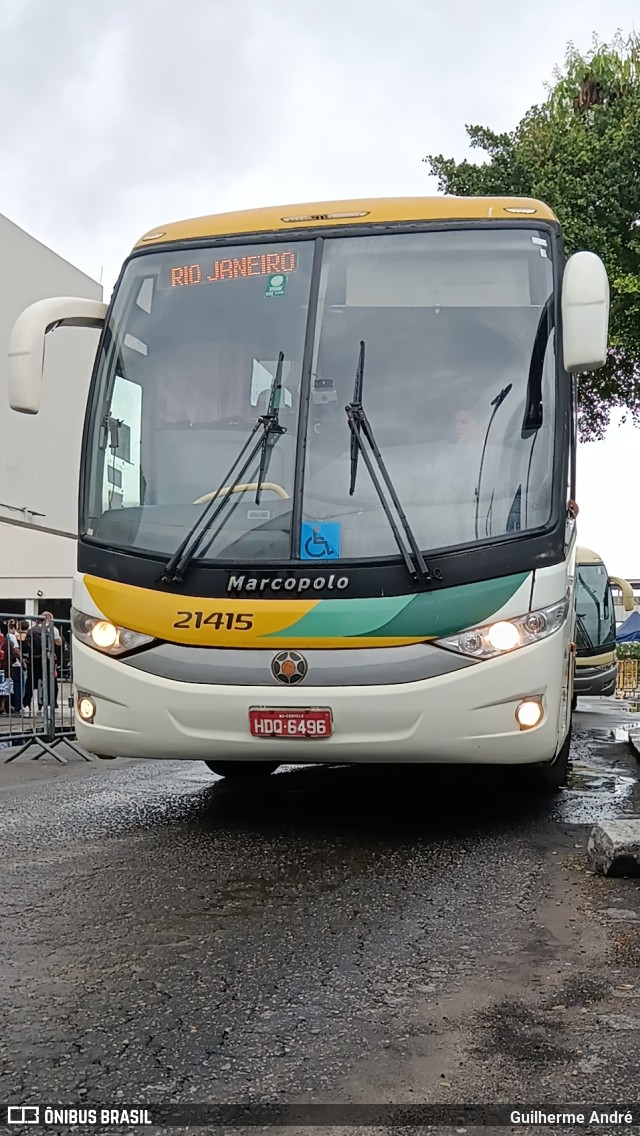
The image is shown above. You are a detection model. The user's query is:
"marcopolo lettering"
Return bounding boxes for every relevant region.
[228,574,349,595]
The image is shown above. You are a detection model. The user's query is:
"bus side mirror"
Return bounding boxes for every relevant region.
[561,251,609,373]
[8,296,108,414]
[610,575,635,612]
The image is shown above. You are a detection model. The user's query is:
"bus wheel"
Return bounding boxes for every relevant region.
[205,761,279,780]
[535,727,572,792]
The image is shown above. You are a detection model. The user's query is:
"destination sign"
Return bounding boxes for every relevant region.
[169,250,297,288]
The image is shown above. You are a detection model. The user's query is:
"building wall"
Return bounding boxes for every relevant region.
[0,518,76,603]
[0,214,103,605]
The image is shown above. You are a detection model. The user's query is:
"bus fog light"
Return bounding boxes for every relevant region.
[486,621,521,652]
[77,695,96,723]
[516,700,543,729]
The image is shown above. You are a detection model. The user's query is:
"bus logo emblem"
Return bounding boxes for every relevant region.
[272,651,308,685]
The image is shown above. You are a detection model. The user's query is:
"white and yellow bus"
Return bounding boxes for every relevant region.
[574,546,633,703]
[8,197,610,789]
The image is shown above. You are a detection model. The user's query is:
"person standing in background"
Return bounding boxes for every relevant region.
[23,619,43,715]
[0,624,7,714]
[41,612,62,708]
[6,620,24,714]
[16,621,31,713]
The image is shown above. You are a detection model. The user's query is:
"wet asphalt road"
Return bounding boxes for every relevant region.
[1,699,640,1136]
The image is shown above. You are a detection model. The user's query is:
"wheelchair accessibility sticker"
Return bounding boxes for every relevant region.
[300,522,341,560]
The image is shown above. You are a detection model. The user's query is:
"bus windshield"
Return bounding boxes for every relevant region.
[82,227,557,564]
[575,563,616,655]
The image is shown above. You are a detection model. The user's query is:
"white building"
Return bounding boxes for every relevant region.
[0,213,103,619]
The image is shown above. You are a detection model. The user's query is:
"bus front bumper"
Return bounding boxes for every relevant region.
[574,661,617,698]
[72,633,570,766]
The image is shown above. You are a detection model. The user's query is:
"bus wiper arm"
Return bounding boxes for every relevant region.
[161,354,287,585]
[345,341,442,586]
[575,612,595,653]
[255,351,286,504]
[521,293,554,438]
[196,354,287,560]
[474,383,512,540]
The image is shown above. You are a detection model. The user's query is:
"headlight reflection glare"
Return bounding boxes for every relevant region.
[486,621,521,652]
[91,621,118,649]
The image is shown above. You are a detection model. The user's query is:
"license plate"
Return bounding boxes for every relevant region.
[249,707,332,739]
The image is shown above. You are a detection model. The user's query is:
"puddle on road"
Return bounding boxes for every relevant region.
[552,706,640,824]
[593,727,638,743]
[556,759,638,825]
[570,763,635,794]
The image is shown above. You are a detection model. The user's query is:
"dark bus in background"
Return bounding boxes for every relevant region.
[574,546,633,704]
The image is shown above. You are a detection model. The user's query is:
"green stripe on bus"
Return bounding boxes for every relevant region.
[266,572,530,640]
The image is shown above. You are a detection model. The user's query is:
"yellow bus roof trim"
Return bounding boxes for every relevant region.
[134,196,557,248]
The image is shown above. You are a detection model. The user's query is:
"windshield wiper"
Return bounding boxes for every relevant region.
[161,353,287,585]
[195,354,287,561]
[255,352,286,504]
[521,294,554,438]
[575,612,595,652]
[345,341,442,586]
[474,383,512,540]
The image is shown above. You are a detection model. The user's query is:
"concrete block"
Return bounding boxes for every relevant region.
[587,821,640,877]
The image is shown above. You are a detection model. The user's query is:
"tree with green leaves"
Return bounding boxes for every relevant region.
[424,32,640,439]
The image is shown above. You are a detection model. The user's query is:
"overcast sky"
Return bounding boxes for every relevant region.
[1,0,638,575]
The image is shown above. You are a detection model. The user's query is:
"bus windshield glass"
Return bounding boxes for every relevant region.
[83,228,557,563]
[575,563,616,654]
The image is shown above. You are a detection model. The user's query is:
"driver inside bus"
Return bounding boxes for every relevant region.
[453,407,483,444]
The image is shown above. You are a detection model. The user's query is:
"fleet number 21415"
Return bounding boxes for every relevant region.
[173,611,254,630]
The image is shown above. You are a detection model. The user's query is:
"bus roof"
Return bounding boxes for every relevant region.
[134,196,558,248]
[576,546,605,565]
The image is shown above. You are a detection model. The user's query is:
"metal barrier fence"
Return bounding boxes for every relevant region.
[616,658,640,698]
[0,613,90,763]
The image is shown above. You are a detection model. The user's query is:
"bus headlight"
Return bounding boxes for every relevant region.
[434,596,569,660]
[71,609,154,656]
[91,621,118,649]
[486,620,521,652]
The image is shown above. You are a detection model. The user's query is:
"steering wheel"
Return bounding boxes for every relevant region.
[193,482,290,505]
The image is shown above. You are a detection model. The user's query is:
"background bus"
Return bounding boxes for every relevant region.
[574,546,633,705]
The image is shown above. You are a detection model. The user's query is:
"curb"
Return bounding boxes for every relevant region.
[587,820,640,876]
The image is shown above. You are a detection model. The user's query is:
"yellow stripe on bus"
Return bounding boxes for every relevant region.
[82,575,432,649]
[83,575,318,647]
